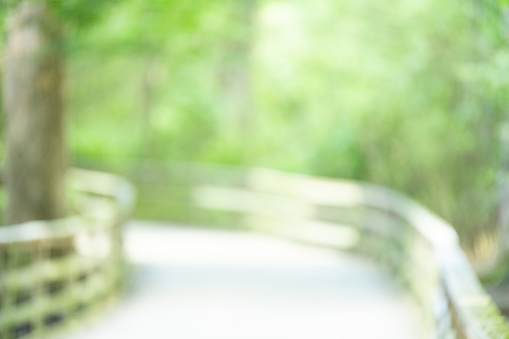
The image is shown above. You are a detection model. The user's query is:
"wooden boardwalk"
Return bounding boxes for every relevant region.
[61,221,424,339]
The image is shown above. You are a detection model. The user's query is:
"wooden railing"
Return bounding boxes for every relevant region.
[0,169,135,339]
[126,162,509,339]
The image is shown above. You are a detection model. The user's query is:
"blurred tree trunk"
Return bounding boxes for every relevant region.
[475,5,509,283]
[3,1,67,224]
[496,5,509,264]
[220,0,257,135]
[141,59,166,159]
[496,117,509,271]
[499,156,509,247]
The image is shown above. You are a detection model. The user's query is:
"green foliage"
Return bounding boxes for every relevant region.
[12,0,502,254]
[0,0,118,28]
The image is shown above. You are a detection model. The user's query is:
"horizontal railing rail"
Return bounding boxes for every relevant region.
[126,162,508,339]
[0,169,135,339]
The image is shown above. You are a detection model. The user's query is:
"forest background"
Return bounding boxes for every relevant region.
[0,0,508,266]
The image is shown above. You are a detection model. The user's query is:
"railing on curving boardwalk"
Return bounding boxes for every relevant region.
[125,162,509,339]
[0,169,135,339]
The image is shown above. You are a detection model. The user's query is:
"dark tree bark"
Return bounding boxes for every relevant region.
[3,1,67,224]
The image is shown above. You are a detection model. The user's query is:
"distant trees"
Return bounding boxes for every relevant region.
[2,0,506,269]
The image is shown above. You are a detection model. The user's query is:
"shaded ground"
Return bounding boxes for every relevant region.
[61,221,425,339]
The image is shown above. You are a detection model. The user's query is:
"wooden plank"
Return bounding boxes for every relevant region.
[155,164,509,338]
[12,162,504,338]
[0,255,101,291]
[0,168,131,338]
[0,262,117,329]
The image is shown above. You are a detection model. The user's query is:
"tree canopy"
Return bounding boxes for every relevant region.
[2,0,509,256]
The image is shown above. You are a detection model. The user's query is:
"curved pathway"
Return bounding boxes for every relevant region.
[62,221,424,339]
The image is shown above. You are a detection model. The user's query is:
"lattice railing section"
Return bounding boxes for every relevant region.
[128,163,509,339]
[0,169,135,339]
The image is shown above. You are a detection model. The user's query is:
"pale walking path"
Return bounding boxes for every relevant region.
[62,221,424,339]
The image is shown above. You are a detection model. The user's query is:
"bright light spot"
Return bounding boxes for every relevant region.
[75,231,112,259]
[125,224,347,267]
